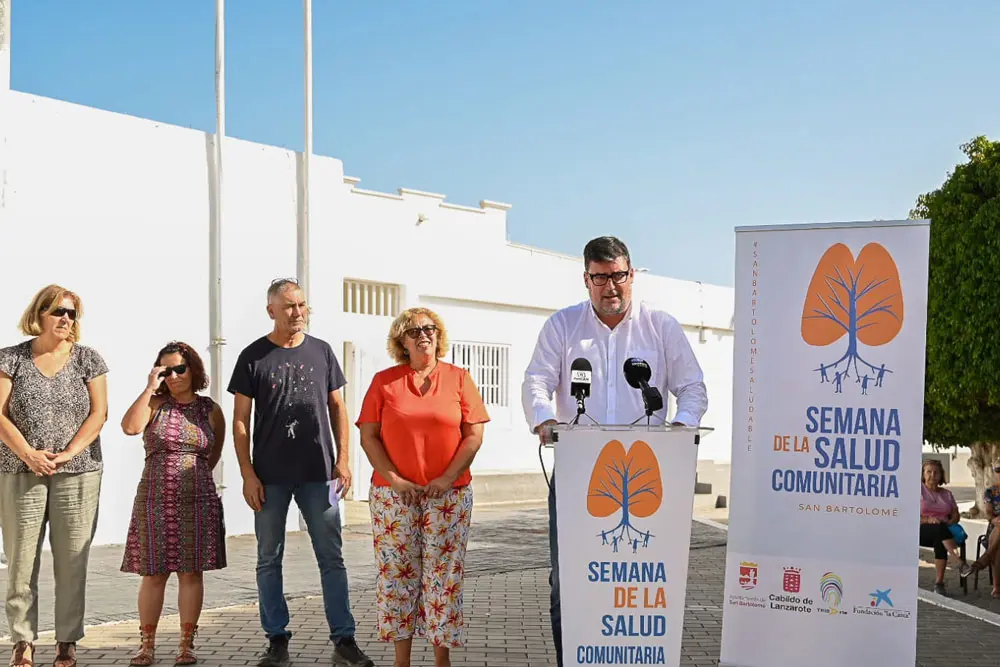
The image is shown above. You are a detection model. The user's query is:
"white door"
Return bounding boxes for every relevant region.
[343,340,393,501]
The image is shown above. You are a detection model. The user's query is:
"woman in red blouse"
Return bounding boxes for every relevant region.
[356,307,489,667]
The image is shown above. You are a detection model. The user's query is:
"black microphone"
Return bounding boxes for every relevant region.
[570,358,592,417]
[623,358,664,417]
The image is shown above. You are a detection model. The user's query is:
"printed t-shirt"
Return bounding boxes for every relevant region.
[227,334,346,485]
[356,361,489,487]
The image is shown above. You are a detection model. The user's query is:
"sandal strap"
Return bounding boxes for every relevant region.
[10,642,34,667]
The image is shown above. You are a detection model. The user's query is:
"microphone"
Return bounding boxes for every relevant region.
[623,358,664,417]
[570,358,592,418]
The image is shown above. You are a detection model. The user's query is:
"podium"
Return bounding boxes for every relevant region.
[548,423,710,667]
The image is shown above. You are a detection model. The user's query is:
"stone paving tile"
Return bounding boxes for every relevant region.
[0,503,552,638]
[37,570,557,667]
[5,505,1000,666]
[916,545,1000,611]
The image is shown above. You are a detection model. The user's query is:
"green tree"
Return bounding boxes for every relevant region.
[910,136,1000,517]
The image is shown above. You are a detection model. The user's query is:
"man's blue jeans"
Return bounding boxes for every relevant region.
[255,482,355,642]
[548,475,563,667]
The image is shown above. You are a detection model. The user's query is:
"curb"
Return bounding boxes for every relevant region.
[692,516,1000,627]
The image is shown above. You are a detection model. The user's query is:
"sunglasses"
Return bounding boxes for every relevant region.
[993,467,1000,473]
[47,307,77,320]
[404,325,438,339]
[159,364,188,378]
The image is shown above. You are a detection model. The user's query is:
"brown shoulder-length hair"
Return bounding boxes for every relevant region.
[154,341,209,396]
[387,307,449,365]
[18,284,84,342]
[922,459,947,485]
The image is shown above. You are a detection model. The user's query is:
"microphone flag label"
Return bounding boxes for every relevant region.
[572,369,592,383]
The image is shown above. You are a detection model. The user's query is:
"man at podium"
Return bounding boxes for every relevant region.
[520,235,708,667]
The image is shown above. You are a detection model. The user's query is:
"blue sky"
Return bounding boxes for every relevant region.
[10,1,999,287]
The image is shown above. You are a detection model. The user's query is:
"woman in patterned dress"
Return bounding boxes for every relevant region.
[356,308,489,667]
[0,285,109,667]
[119,341,227,666]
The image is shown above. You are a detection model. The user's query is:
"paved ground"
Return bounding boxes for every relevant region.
[3,503,1000,666]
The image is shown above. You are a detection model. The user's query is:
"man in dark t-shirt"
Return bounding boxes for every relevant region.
[228,278,373,667]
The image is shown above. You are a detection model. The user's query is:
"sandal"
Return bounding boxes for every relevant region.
[175,622,198,665]
[129,624,157,666]
[9,642,33,667]
[53,642,76,667]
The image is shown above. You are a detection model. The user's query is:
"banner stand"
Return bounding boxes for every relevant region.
[720,220,930,667]
[550,423,712,667]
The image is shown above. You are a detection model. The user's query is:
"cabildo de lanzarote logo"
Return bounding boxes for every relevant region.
[800,242,904,396]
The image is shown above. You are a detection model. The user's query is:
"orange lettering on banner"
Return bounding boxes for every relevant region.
[614,586,638,608]
[644,587,667,608]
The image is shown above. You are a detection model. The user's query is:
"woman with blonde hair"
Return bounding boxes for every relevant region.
[962,458,1000,596]
[356,307,489,667]
[0,285,109,667]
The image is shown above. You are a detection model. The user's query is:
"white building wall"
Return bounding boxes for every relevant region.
[2,90,735,546]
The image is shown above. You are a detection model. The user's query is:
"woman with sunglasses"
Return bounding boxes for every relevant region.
[119,341,227,666]
[356,307,489,667]
[0,284,108,667]
[962,459,1000,596]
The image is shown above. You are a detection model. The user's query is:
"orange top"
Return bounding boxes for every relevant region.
[356,362,490,488]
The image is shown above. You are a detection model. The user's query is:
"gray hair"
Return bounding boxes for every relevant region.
[267,278,300,302]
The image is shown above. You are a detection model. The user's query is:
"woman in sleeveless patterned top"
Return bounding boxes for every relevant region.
[120,342,227,666]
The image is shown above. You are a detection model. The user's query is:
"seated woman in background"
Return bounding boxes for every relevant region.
[920,459,971,594]
[962,458,1000,596]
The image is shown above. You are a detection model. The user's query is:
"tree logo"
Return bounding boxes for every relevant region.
[800,242,904,395]
[587,439,662,553]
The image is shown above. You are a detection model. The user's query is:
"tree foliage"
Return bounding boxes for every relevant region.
[910,136,1000,512]
[910,136,1000,446]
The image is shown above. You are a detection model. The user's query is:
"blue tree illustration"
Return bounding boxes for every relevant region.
[802,246,903,394]
[588,443,662,551]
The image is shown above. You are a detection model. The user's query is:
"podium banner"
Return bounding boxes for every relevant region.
[554,425,699,667]
[720,220,930,667]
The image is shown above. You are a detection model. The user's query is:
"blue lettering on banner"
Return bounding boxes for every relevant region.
[576,645,667,664]
[601,614,667,636]
[587,561,667,583]
[771,406,902,498]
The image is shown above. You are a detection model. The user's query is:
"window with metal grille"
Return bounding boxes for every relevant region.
[450,341,510,407]
[343,279,401,316]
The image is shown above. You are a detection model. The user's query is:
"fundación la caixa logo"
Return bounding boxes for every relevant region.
[587,439,662,553]
[800,242,904,396]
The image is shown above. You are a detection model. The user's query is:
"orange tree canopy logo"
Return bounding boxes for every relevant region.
[800,242,903,395]
[587,439,662,553]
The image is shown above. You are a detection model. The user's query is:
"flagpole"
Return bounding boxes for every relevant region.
[299,0,313,303]
[210,0,226,490]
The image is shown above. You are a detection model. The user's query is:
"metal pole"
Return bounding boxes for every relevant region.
[210,0,226,490]
[299,0,312,303]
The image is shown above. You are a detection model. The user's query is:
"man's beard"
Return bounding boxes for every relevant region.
[597,296,628,316]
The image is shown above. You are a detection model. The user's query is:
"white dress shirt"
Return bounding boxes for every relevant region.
[521,299,708,430]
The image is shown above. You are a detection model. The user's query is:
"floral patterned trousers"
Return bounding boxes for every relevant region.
[369,484,473,647]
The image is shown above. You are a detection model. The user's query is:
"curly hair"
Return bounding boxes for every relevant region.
[386,308,449,364]
[154,341,209,396]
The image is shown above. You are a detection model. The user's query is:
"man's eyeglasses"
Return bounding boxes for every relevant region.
[46,307,77,321]
[159,364,188,378]
[587,270,630,286]
[404,325,438,339]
